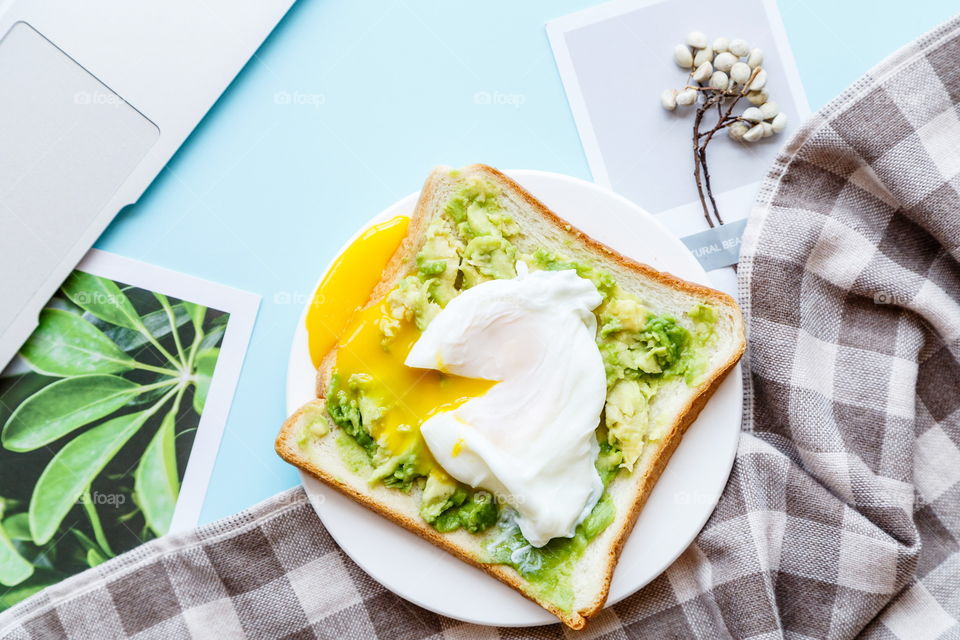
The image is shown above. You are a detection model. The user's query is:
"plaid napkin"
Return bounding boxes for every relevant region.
[4,15,960,640]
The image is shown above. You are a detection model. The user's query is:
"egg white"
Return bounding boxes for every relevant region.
[406,263,606,547]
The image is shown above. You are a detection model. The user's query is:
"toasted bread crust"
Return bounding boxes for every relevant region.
[281,164,745,629]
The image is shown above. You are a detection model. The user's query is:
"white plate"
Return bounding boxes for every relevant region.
[285,170,741,627]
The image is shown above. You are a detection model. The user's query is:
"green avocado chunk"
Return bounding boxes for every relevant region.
[419,469,461,522]
[461,236,517,285]
[433,490,498,533]
[604,379,653,470]
[529,248,617,299]
[681,303,720,385]
[326,374,377,456]
[334,431,372,474]
[294,401,330,450]
[370,448,420,491]
[419,470,499,534]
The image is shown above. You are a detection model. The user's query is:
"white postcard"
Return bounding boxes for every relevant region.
[548,0,810,276]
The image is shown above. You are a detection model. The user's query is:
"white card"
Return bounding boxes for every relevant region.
[548,0,810,274]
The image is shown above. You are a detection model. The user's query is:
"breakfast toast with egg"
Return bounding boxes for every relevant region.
[276,164,745,629]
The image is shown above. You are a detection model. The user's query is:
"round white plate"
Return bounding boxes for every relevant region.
[286,170,741,627]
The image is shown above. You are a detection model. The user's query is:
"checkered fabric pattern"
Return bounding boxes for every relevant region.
[4,15,960,640]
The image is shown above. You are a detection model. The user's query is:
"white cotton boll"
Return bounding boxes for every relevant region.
[709,71,729,90]
[747,48,764,69]
[676,88,698,106]
[728,122,749,141]
[674,44,694,69]
[660,89,677,111]
[746,90,768,106]
[712,37,730,53]
[729,38,749,57]
[761,122,774,137]
[749,68,768,91]
[730,62,751,85]
[759,101,779,119]
[742,124,764,142]
[686,31,708,49]
[692,61,713,83]
[742,107,764,122]
[693,45,714,67]
[713,52,737,72]
[771,112,788,132]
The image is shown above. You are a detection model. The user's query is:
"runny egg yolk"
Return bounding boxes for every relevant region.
[305,215,495,467]
[334,301,495,459]
[306,215,410,368]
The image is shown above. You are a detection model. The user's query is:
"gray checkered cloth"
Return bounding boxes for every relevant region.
[5,16,960,640]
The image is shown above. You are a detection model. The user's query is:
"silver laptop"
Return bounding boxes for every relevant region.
[0,0,295,367]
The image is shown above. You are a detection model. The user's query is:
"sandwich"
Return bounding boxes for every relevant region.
[276,164,745,629]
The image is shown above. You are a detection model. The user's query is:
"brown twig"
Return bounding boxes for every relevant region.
[687,67,762,227]
[691,99,714,228]
[699,146,723,226]
[698,93,745,226]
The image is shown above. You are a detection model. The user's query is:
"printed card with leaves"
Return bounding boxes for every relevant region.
[0,250,258,610]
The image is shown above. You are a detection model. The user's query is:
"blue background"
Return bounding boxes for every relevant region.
[94,0,958,524]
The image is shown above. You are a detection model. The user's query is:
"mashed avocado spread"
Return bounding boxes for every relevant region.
[316,173,719,610]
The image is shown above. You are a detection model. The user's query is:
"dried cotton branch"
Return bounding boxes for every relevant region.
[660,31,788,228]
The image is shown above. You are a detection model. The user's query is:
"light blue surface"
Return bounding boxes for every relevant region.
[93,0,958,524]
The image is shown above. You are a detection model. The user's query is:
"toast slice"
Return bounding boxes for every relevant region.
[276,164,745,629]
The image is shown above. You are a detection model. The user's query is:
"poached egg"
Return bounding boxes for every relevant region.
[406,263,607,547]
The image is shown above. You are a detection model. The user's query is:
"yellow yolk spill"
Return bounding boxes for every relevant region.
[305,214,494,473]
[307,216,410,368]
[334,299,494,466]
